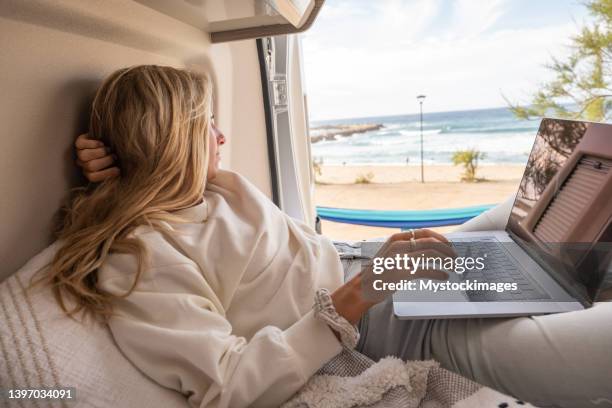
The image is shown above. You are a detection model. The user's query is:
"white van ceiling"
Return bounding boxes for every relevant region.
[134,0,322,42]
[135,0,288,31]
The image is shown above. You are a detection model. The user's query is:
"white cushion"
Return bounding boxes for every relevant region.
[454,194,516,233]
[0,242,189,407]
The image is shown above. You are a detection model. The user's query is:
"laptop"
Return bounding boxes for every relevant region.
[388,118,612,319]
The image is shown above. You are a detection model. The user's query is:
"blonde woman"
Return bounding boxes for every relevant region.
[49,65,455,407]
[66,65,612,408]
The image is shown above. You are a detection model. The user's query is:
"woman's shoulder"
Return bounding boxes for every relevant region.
[206,170,281,222]
[208,170,271,201]
[98,226,197,288]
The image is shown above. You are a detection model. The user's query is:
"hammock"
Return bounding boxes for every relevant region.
[316,204,496,228]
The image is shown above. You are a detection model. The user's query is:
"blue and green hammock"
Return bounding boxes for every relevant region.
[316,204,495,229]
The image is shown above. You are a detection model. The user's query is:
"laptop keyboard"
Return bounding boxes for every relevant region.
[451,237,551,301]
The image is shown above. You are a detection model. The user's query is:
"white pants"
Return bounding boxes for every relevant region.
[351,196,612,408]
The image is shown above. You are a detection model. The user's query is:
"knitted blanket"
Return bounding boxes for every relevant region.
[283,347,536,408]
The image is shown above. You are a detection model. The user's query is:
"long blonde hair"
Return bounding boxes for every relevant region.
[42,65,212,319]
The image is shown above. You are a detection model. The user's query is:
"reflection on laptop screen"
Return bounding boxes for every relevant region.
[507,118,612,302]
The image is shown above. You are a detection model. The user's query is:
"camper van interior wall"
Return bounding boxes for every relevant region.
[0,1,611,408]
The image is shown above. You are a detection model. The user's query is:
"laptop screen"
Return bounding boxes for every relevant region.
[506,118,612,303]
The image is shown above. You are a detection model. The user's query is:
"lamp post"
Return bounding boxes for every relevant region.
[417,94,426,183]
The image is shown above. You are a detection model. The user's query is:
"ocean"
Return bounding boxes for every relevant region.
[309,106,541,166]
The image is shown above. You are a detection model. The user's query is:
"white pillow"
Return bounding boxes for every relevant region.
[0,242,189,407]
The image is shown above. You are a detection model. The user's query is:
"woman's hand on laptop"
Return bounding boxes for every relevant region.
[75,133,120,182]
[331,230,453,324]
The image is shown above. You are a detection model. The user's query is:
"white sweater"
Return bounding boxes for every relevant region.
[98,170,344,408]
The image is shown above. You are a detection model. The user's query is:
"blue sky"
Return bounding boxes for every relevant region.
[301,0,590,120]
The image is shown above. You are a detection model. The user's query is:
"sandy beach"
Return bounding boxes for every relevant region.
[314,164,524,240]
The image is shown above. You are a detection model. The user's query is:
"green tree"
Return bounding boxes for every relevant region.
[355,172,374,184]
[508,0,612,121]
[452,149,486,182]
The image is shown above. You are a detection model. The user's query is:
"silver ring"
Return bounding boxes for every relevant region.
[409,236,417,250]
[408,228,416,240]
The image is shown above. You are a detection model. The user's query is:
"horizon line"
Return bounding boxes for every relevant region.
[308,104,535,124]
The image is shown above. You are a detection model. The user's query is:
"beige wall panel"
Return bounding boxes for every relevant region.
[0,17,181,280]
[0,3,270,280]
[212,41,272,198]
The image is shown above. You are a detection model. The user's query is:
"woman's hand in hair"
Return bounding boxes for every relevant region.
[331,229,454,325]
[75,134,120,182]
